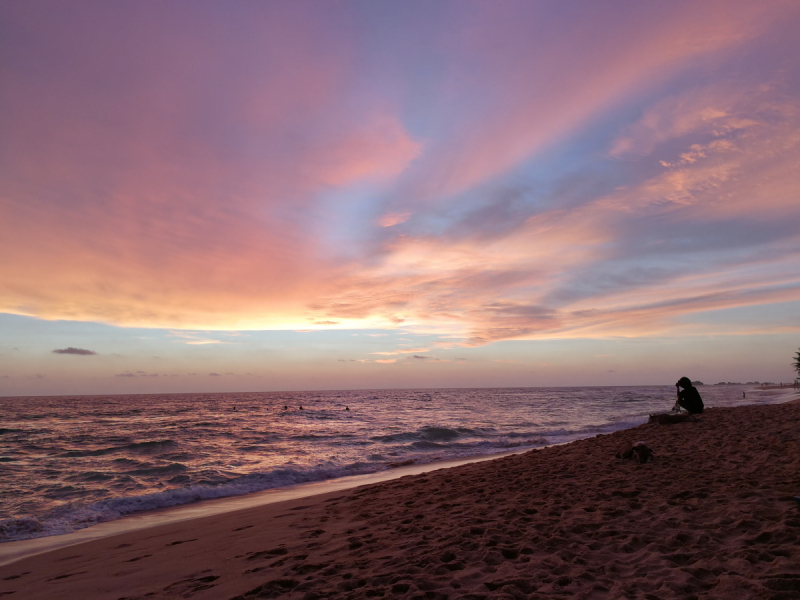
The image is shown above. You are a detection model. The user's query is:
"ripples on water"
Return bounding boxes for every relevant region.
[0,385,786,541]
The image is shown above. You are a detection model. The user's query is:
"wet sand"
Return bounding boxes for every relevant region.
[2,399,799,599]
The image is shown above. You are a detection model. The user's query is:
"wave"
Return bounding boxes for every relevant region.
[124,440,177,452]
[125,463,187,476]
[290,433,357,441]
[402,437,550,452]
[0,517,45,540]
[371,426,477,444]
[0,434,554,542]
[60,439,176,457]
[0,463,379,542]
[410,440,446,450]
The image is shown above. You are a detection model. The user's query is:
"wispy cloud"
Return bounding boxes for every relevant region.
[370,348,430,355]
[377,212,410,227]
[116,371,161,377]
[168,331,224,345]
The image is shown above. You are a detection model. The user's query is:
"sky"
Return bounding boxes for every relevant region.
[2,0,800,396]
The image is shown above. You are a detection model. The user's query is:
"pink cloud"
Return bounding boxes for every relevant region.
[386,1,793,207]
[313,116,421,187]
[0,3,419,329]
[600,83,800,219]
[2,1,799,348]
[377,212,412,227]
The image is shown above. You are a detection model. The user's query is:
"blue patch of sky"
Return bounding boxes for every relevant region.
[313,181,395,259]
[404,102,646,240]
[678,300,800,328]
[0,313,143,355]
[0,315,468,383]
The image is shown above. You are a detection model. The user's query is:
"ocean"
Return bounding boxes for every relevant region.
[0,385,789,543]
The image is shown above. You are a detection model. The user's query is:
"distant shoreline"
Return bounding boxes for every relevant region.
[753,384,799,390]
[2,381,798,399]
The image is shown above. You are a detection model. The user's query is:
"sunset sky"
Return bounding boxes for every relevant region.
[2,0,800,396]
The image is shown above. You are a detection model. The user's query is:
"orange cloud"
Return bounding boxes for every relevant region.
[314,116,421,186]
[377,212,411,227]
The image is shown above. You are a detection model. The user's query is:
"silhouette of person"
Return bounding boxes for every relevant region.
[675,377,704,414]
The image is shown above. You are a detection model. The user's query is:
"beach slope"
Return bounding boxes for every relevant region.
[2,401,800,599]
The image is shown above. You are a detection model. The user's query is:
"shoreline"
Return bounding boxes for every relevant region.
[0,448,532,567]
[3,384,708,547]
[2,396,800,598]
[0,403,665,548]
[1,389,796,566]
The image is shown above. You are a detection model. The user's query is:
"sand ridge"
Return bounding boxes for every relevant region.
[2,401,800,599]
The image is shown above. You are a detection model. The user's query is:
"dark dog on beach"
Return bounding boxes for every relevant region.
[648,412,696,425]
[616,441,654,463]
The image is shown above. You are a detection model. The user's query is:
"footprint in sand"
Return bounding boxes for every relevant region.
[49,571,87,581]
[167,538,198,546]
[163,573,220,596]
[125,554,152,562]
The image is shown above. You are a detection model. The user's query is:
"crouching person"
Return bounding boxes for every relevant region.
[675,377,704,414]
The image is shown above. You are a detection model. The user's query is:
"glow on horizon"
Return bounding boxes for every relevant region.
[1,1,800,395]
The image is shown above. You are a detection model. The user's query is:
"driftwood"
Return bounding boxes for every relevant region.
[648,412,696,425]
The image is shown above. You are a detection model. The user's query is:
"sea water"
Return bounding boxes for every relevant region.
[0,385,788,542]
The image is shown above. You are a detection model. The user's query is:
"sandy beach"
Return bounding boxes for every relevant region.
[2,399,799,599]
